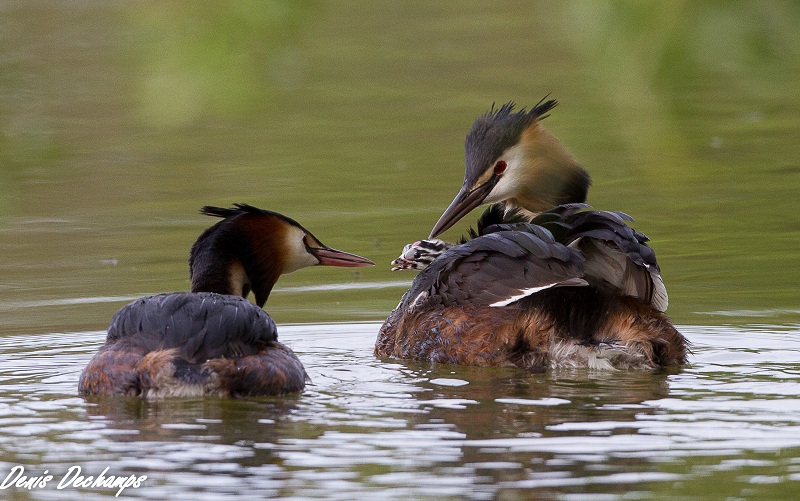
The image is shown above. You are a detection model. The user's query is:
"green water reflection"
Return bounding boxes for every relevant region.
[1,1,799,334]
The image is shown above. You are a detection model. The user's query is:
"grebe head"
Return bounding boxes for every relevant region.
[190,203,374,306]
[391,239,452,271]
[429,98,591,239]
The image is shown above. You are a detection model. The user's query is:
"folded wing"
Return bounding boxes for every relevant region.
[534,204,668,311]
[402,225,587,311]
[106,292,278,362]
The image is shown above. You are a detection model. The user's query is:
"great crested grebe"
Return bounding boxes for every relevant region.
[79,204,374,398]
[377,99,688,370]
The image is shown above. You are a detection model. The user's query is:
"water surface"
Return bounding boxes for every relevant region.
[1,324,800,499]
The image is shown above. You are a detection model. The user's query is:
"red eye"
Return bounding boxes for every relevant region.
[493,161,507,175]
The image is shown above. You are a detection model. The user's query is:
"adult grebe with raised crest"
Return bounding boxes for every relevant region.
[377,100,687,370]
[80,204,374,398]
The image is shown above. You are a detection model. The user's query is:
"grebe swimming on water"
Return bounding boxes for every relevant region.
[377,100,687,370]
[80,204,374,398]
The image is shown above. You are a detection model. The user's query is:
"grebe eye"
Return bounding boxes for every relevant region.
[493,161,507,175]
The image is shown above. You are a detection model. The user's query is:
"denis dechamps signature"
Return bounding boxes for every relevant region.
[1,465,147,497]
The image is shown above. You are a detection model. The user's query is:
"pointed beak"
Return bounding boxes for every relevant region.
[309,247,375,267]
[429,179,496,238]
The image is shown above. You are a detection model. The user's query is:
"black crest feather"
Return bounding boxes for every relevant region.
[464,97,557,187]
[199,203,307,231]
[200,203,269,219]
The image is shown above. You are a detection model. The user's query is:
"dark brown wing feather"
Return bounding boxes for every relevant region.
[77,293,300,397]
[401,227,586,311]
[106,292,277,362]
[533,204,668,311]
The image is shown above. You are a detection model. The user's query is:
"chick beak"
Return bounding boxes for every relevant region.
[429,178,496,239]
[309,247,375,267]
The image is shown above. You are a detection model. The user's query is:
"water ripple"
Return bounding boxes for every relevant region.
[0,324,799,499]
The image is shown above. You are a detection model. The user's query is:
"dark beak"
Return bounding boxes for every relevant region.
[429,179,496,238]
[310,247,375,267]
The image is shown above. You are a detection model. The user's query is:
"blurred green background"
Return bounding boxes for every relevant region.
[1,0,799,334]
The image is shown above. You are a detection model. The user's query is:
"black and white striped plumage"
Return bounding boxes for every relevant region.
[401,220,587,311]
[377,99,686,369]
[391,239,452,271]
[391,204,528,272]
[396,203,665,313]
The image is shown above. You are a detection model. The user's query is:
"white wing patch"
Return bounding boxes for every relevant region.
[489,283,560,307]
[408,291,428,311]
